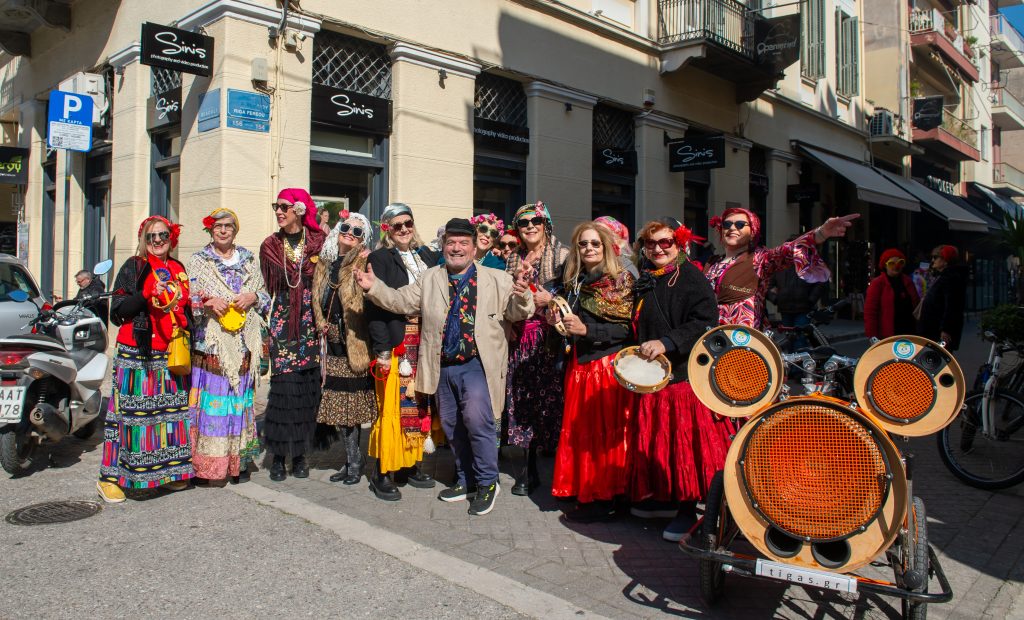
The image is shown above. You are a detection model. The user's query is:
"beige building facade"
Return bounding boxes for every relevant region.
[0,0,961,301]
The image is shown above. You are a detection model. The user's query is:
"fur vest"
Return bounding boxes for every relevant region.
[312,250,372,373]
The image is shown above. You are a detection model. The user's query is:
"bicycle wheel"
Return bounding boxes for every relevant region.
[937,389,1024,490]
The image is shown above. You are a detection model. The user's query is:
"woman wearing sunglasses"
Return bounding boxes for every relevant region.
[863,248,919,340]
[497,230,520,262]
[549,223,635,522]
[312,210,378,485]
[365,203,441,501]
[702,207,857,328]
[917,245,966,351]
[187,208,269,485]
[504,201,570,495]
[259,188,326,482]
[97,215,194,503]
[629,220,728,541]
[469,213,507,270]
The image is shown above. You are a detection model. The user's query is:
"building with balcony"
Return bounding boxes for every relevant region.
[0,0,986,304]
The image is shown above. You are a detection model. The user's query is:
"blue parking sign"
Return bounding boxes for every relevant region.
[47,91,94,152]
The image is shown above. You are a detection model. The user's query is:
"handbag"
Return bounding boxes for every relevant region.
[166,310,192,376]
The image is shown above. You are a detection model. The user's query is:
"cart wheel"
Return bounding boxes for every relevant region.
[899,496,929,620]
[699,470,727,605]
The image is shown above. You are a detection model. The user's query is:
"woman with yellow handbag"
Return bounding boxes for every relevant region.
[97,215,194,503]
[188,208,270,485]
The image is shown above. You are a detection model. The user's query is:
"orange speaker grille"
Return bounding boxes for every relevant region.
[869,362,935,421]
[714,348,769,404]
[741,403,889,541]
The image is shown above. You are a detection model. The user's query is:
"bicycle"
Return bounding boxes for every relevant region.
[937,331,1024,490]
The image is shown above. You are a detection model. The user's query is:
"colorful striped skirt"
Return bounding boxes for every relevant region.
[188,351,260,479]
[99,344,194,489]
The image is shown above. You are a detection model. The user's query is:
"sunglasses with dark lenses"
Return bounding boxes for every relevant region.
[339,223,364,238]
[146,231,171,244]
[577,239,603,249]
[517,216,545,229]
[271,202,294,212]
[478,224,500,238]
[643,238,676,251]
[721,220,749,231]
[498,241,519,250]
[389,220,414,232]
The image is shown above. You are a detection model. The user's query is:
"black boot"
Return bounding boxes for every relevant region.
[342,426,363,485]
[407,461,435,489]
[512,447,531,496]
[369,463,401,501]
[292,454,309,479]
[269,455,287,482]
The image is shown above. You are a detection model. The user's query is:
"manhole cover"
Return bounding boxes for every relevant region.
[5,500,102,525]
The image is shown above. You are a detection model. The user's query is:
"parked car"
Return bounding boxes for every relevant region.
[0,254,46,338]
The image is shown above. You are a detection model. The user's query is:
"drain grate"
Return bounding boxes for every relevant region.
[5,500,102,526]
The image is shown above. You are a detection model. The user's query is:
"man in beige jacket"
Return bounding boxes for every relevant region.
[356,218,533,516]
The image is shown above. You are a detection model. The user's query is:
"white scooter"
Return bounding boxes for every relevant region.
[0,260,113,475]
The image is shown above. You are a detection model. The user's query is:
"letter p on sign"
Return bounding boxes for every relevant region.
[62,95,82,119]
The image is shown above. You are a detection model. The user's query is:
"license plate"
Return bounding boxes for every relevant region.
[0,386,25,421]
[755,559,858,593]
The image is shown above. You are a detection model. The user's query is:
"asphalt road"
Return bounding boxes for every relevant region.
[0,437,525,619]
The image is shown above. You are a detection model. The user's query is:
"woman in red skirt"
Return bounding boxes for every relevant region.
[630,220,733,542]
[550,223,636,522]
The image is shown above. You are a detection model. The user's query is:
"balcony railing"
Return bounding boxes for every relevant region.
[658,0,754,56]
[938,109,978,148]
[992,14,1024,50]
[909,8,970,57]
[995,162,1024,190]
[992,84,1024,121]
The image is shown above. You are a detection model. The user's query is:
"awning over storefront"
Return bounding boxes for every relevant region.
[948,194,1001,232]
[798,145,920,211]
[972,183,1021,220]
[875,169,989,232]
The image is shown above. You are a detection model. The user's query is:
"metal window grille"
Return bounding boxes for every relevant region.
[151,67,181,96]
[312,30,391,98]
[801,0,826,80]
[836,11,859,97]
[474,73,527,126]
[593,105,634,149]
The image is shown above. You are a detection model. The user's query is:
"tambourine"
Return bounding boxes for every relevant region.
[547,296,574,337]
[218,304,247,333]
[612,346,672,393]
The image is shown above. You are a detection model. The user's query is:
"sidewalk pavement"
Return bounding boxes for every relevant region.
[248,323,1024,620]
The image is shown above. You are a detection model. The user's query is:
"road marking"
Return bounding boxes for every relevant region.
[229,482,606,619]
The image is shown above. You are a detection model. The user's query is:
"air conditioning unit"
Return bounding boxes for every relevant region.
[869,108,896,136]
[57,72,109,126]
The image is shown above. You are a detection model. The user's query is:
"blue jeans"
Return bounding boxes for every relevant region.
[781,312,811,352]
[436,357,499,488]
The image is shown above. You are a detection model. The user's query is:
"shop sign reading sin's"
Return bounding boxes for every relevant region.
[311,83,392,133]
[140,22,215,77]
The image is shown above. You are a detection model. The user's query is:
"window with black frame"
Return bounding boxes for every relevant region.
[310,31,392,228]
[149,67,181,222]
[592,104,636,231]
[473,73,528,225]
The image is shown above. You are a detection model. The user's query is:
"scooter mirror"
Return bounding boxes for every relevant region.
[93,259,114,276]
[7,289,29,302]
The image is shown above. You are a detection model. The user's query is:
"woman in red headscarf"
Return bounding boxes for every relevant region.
[260,188,326,481]
[864,248,919,340]
[702,207,858,327]
[98,215,193,503]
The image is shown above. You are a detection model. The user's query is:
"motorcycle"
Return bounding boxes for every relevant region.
[0,260,113,475]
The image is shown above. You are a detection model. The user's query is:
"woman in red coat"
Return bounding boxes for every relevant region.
[864,249,920,340]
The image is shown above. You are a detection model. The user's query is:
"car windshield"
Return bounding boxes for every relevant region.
[0,263,39,302]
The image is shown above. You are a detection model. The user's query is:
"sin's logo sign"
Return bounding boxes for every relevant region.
[668,136,725,172]
[141,23,214,77]
[602,149,624,166]
[154,31,207,59]
[330,94,374,119]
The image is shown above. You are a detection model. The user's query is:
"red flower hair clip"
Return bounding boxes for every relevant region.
[380,223,390,232]
[708,215,723,231]
[202,216,216,232]
[674,224,705,249]
[340,209,351,220]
